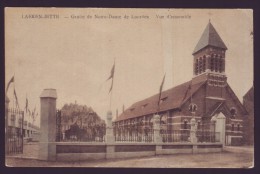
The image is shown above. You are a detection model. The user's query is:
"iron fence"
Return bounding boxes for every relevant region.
[114,126,154,142]
[196,131,220,143]
[160,129,220,143]
[6,108,24,154]
[58,124,106,142]
[160,129,190,143]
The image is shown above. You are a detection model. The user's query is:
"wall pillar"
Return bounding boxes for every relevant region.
[211,112,226,145]
[38,89,57,161]
[106,110,115,159]
[190,116,198,143]
[153,114,162,143]
[153,114,162,155]
[5,95,10,154]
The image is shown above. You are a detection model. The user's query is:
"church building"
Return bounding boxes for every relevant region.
[114,21,248,145]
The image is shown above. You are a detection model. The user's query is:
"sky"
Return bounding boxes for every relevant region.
[5,8,253,126]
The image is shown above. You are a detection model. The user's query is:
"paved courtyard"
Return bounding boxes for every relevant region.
[5,142,254,168]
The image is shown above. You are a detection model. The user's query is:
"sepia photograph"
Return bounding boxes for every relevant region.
[5,8,254,168]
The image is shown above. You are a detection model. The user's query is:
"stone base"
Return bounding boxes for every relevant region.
[113,151,155,159]
[157,149,193,155]
[57,153,106,161]
[38,143,56,161]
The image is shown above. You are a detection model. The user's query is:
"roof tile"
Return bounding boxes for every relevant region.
[115,80,206,121]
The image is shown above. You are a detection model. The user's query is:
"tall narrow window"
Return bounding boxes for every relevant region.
[197,121,201,130]
[184,120,188,129]
[195,59,199,75]
[219,58,222,73]
[237,124,240,131]
[199,57,202,73]
[203,56,206,72]
[231,124,235,131]
[215,57,218,72]
[210,54,214,71]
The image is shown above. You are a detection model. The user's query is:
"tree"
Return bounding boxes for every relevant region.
[61,103,105,128]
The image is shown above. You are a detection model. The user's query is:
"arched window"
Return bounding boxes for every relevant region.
[237,124,240,131]
[199,57,202,73]
[210,54,214,71]
[219,58,222,73]
[197,121,201,130]
[183,120,188,129]
[230,107,237,118]
[160,115,167,125]
[203,56,206,72]
[149,117,154,128]
[195,59,199,75]
[160,115,167,132]
[231,124,235,131]
[215,57,218,72]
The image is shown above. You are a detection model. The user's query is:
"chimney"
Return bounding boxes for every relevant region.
[116,109,118,119]
[122,104,125,113]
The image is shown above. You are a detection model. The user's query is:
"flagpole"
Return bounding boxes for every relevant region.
[108,59,115,111]
[190,80,193,104]
[157,73,166,115]
[12,88,14,108]
[14,73,16,108]
[109,83,113,111]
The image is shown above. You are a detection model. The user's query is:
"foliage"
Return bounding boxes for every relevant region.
[60,103,105,127]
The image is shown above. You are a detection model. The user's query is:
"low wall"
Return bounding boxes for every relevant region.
[55,142,223,161]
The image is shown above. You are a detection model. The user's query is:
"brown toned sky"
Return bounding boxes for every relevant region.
[5,8,253,125]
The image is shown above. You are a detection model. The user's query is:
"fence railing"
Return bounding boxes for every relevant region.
[114,127,154,142]
[160,130,190,143]
[6,108,24,154]
[160,130,220,143]
[56,122,221,143]
[196,131,220,143]
[58,125,106,142]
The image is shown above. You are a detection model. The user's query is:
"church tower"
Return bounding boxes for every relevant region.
[192,21,228,90]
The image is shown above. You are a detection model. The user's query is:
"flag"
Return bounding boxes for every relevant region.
[14,88,19,108]
[6,76,14,93]
[109,78,114,94]
[106,62,115,81]
[25,97,28,113]
[107,61,115,93]
[157,74,166,108]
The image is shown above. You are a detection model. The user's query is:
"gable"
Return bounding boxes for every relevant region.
[224,83,248,116]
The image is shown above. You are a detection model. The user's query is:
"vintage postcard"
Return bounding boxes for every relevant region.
[5,8,253,168]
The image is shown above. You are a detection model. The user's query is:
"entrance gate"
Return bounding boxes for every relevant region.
[5,108,24,154]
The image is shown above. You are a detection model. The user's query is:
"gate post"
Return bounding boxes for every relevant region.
[153,114,162,143]
[38,89,57,161]
[153,114,162,155]
[190,117,198,143]
[106,110,115,159]
[211,113,226,145]
[5,95,10,154]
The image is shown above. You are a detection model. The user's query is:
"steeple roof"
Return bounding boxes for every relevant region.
[193,21,227,54]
